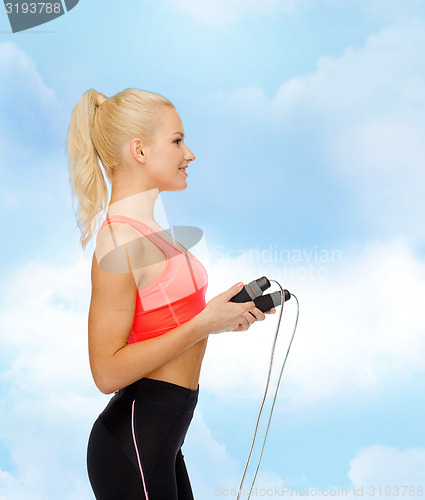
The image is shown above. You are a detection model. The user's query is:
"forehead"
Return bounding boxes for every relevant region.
[156,106,183,134]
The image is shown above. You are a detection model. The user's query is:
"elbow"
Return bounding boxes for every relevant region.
[92,369,118,395]
[89,352,122,394]
[94,377,115,395]
[96,381,116,395]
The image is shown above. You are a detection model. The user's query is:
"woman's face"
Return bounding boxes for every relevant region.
[142,106,196,192]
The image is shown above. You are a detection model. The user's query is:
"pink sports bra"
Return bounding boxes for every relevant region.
[97,215,209,343]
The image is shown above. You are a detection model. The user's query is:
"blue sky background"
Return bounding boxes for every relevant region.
[1,0,425,498]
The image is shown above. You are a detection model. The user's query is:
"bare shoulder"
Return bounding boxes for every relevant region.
[94,221,146,275]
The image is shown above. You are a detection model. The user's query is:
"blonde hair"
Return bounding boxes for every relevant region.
[66,87,175,250]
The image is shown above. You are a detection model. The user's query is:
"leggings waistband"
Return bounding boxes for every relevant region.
[118,377,199,412]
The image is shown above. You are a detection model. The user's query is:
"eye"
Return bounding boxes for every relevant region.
[174,137,182,144]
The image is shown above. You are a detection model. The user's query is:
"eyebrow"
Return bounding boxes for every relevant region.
[172,131,185,137]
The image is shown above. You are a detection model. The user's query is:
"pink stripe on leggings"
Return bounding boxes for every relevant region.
[131,399,149,499]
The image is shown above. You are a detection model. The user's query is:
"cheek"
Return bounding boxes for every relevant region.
[164,146,180,161]
[155,145,182,167]
[174,147,184,160]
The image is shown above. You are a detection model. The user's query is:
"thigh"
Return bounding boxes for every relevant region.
[133,399,189,498]
[87,417,148,500]
[175,449,195,500]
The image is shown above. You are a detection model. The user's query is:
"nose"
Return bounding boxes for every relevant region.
[184,144,196,163]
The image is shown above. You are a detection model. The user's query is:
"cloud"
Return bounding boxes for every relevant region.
[186,428,425,498]
[0,257,106,499]
[185,407,287,498]
[0,41,65,154]
[198,235,425,409]
[348,445,425,493]
[206,20,425,243]
[185,408,243,497]
[0,41,67,212]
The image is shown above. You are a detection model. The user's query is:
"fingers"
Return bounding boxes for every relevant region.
[242,315,251,330]
[226,282,245,301]
[237,315,250,331]
[247,308,266,321]
[242,310,260,328]
[234,304,276,333]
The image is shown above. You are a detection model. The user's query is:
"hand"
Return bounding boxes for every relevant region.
[230,304,277,332]
[195,282,257,335]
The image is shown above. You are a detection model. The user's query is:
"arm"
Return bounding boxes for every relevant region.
[88,226,210,395]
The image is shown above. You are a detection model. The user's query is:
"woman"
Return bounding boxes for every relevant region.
[66,87,276,499]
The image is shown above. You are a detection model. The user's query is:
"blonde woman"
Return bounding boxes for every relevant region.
[66,88,276,499]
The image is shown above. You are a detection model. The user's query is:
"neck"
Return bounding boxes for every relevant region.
[107,189,160,223]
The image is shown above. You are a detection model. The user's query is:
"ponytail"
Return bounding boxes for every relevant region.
[66,87,174,251]
[67,89,108,251]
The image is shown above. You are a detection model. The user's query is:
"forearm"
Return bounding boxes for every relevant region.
[95,313,210,394]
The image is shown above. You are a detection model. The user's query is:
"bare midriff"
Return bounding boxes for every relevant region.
[142,336,208,391]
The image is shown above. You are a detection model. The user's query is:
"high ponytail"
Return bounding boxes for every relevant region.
[66,87,174,251]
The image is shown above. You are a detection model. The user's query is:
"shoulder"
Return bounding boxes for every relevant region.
[94,221,145,274]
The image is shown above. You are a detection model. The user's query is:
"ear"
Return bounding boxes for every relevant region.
[129,137,146,164]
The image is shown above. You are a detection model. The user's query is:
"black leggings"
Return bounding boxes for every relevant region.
[87,377,199,499]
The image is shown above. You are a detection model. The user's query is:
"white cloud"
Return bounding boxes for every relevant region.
[199,235,425,409]
[347,445,425,496]
[0,468,30,500]
[0,41,67,212]
[0,41,65,150]
[207,20,425,243]
[0,257,107,499]
[185,407,287,498]
[186,426,425,498]
[267,444,425,499]
[185,408,243,497]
